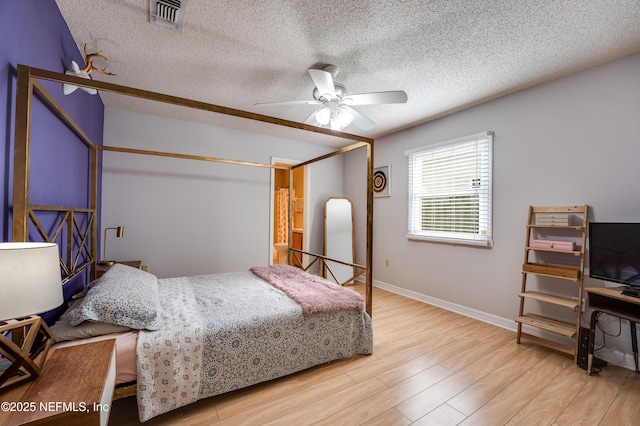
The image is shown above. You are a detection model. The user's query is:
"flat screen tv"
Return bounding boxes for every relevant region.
[589,222,640,296]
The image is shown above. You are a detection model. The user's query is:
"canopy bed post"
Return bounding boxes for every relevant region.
[366,141,373,316]
[12,65,33,242]
[90,141,98,280]
[288,163,295,266]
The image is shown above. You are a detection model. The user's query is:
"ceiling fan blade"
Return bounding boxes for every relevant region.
[308,69,336,98]
[342,90,408,106]
[303,108,320,125]
[344,106,376,131]
[254,100,321,107]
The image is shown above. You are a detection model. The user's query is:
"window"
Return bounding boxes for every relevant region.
[406,131,493,247]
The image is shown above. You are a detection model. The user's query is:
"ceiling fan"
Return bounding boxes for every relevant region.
[254,65,408,131]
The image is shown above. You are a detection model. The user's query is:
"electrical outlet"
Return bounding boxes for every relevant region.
[385,259,390,267]
[141,264,149,272]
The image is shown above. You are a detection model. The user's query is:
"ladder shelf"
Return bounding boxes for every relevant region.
[516,205,588,359]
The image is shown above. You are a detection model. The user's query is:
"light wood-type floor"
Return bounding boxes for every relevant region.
[110,285,640,425]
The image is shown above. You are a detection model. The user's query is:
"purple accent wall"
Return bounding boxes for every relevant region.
[1,1,105,322]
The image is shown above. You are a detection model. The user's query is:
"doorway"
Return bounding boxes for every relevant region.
[272,161,305,266]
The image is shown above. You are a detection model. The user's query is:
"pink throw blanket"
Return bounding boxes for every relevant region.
[250,264,365,315]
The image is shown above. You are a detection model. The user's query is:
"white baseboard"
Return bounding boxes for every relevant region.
[369,278,637,372]
[371,278,516,331]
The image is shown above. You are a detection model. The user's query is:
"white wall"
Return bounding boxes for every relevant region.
[352,53,640,369]
[344,147,369,267]
[102,108,344,278]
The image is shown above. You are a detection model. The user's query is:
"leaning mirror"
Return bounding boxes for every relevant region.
[324,197,355,285]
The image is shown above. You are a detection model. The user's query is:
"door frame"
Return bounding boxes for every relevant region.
[269,156,308,266]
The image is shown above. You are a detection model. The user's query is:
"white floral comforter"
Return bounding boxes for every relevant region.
[136,270,373,422]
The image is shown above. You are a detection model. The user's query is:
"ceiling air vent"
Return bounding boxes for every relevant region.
[149,0,185,32]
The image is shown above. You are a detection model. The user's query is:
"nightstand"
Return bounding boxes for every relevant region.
[95,260,142,279]
[0,339,116,426]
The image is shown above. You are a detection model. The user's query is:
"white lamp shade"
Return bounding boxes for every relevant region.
[315,106,331,125]
[0,242,64,322]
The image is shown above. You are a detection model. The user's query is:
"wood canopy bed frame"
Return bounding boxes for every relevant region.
[12,64,373,307]
[10,64,375,420]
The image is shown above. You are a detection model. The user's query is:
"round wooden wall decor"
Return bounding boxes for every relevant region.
[373,169,387,193]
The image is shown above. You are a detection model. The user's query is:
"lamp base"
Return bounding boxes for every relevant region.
[97,260,117,266]
[0,316,53,391]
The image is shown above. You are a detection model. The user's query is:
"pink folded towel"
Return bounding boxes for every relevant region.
[532,239,575,250]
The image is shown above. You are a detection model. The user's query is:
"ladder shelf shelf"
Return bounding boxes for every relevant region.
[516,205,588,359]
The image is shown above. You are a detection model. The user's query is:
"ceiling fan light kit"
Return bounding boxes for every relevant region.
[315,105,331,125]
[255,64,407,131]
[314,101,354,131]
[331,107,353,131]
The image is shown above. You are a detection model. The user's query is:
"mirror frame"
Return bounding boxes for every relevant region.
[323,197,356,285]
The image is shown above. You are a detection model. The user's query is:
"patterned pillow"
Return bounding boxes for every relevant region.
[50,296,132,342]
[67,264,163,330]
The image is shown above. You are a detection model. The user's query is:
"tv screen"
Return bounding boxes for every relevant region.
[589,222,640,287]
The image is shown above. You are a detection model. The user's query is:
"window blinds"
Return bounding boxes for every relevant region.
[406,131,493,246]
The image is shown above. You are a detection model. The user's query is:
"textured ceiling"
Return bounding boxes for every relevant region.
[55,0,640,146]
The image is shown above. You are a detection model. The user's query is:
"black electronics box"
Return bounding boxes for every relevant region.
[577,327,607,370]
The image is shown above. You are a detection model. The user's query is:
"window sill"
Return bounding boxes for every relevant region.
[406,234,493,247]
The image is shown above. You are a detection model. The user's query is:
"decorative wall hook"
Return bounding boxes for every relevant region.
[63,43,115,95]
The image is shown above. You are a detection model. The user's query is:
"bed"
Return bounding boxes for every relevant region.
[50,263,372,421]
[10,65,375,421]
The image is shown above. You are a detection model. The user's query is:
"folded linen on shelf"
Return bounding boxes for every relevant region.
[532,239,554,248]
[535,213,576,226]
[552,241,576,251]
[532,239,576,250]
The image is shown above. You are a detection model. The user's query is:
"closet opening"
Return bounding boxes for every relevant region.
[272,161,305,266]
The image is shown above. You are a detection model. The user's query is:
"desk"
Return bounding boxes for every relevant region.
[586,287,640,375]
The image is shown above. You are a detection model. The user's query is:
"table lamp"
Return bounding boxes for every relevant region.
[0,242,63,391]
[99,226,124,266]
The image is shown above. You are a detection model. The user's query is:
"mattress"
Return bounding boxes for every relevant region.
[51,331,138,385]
